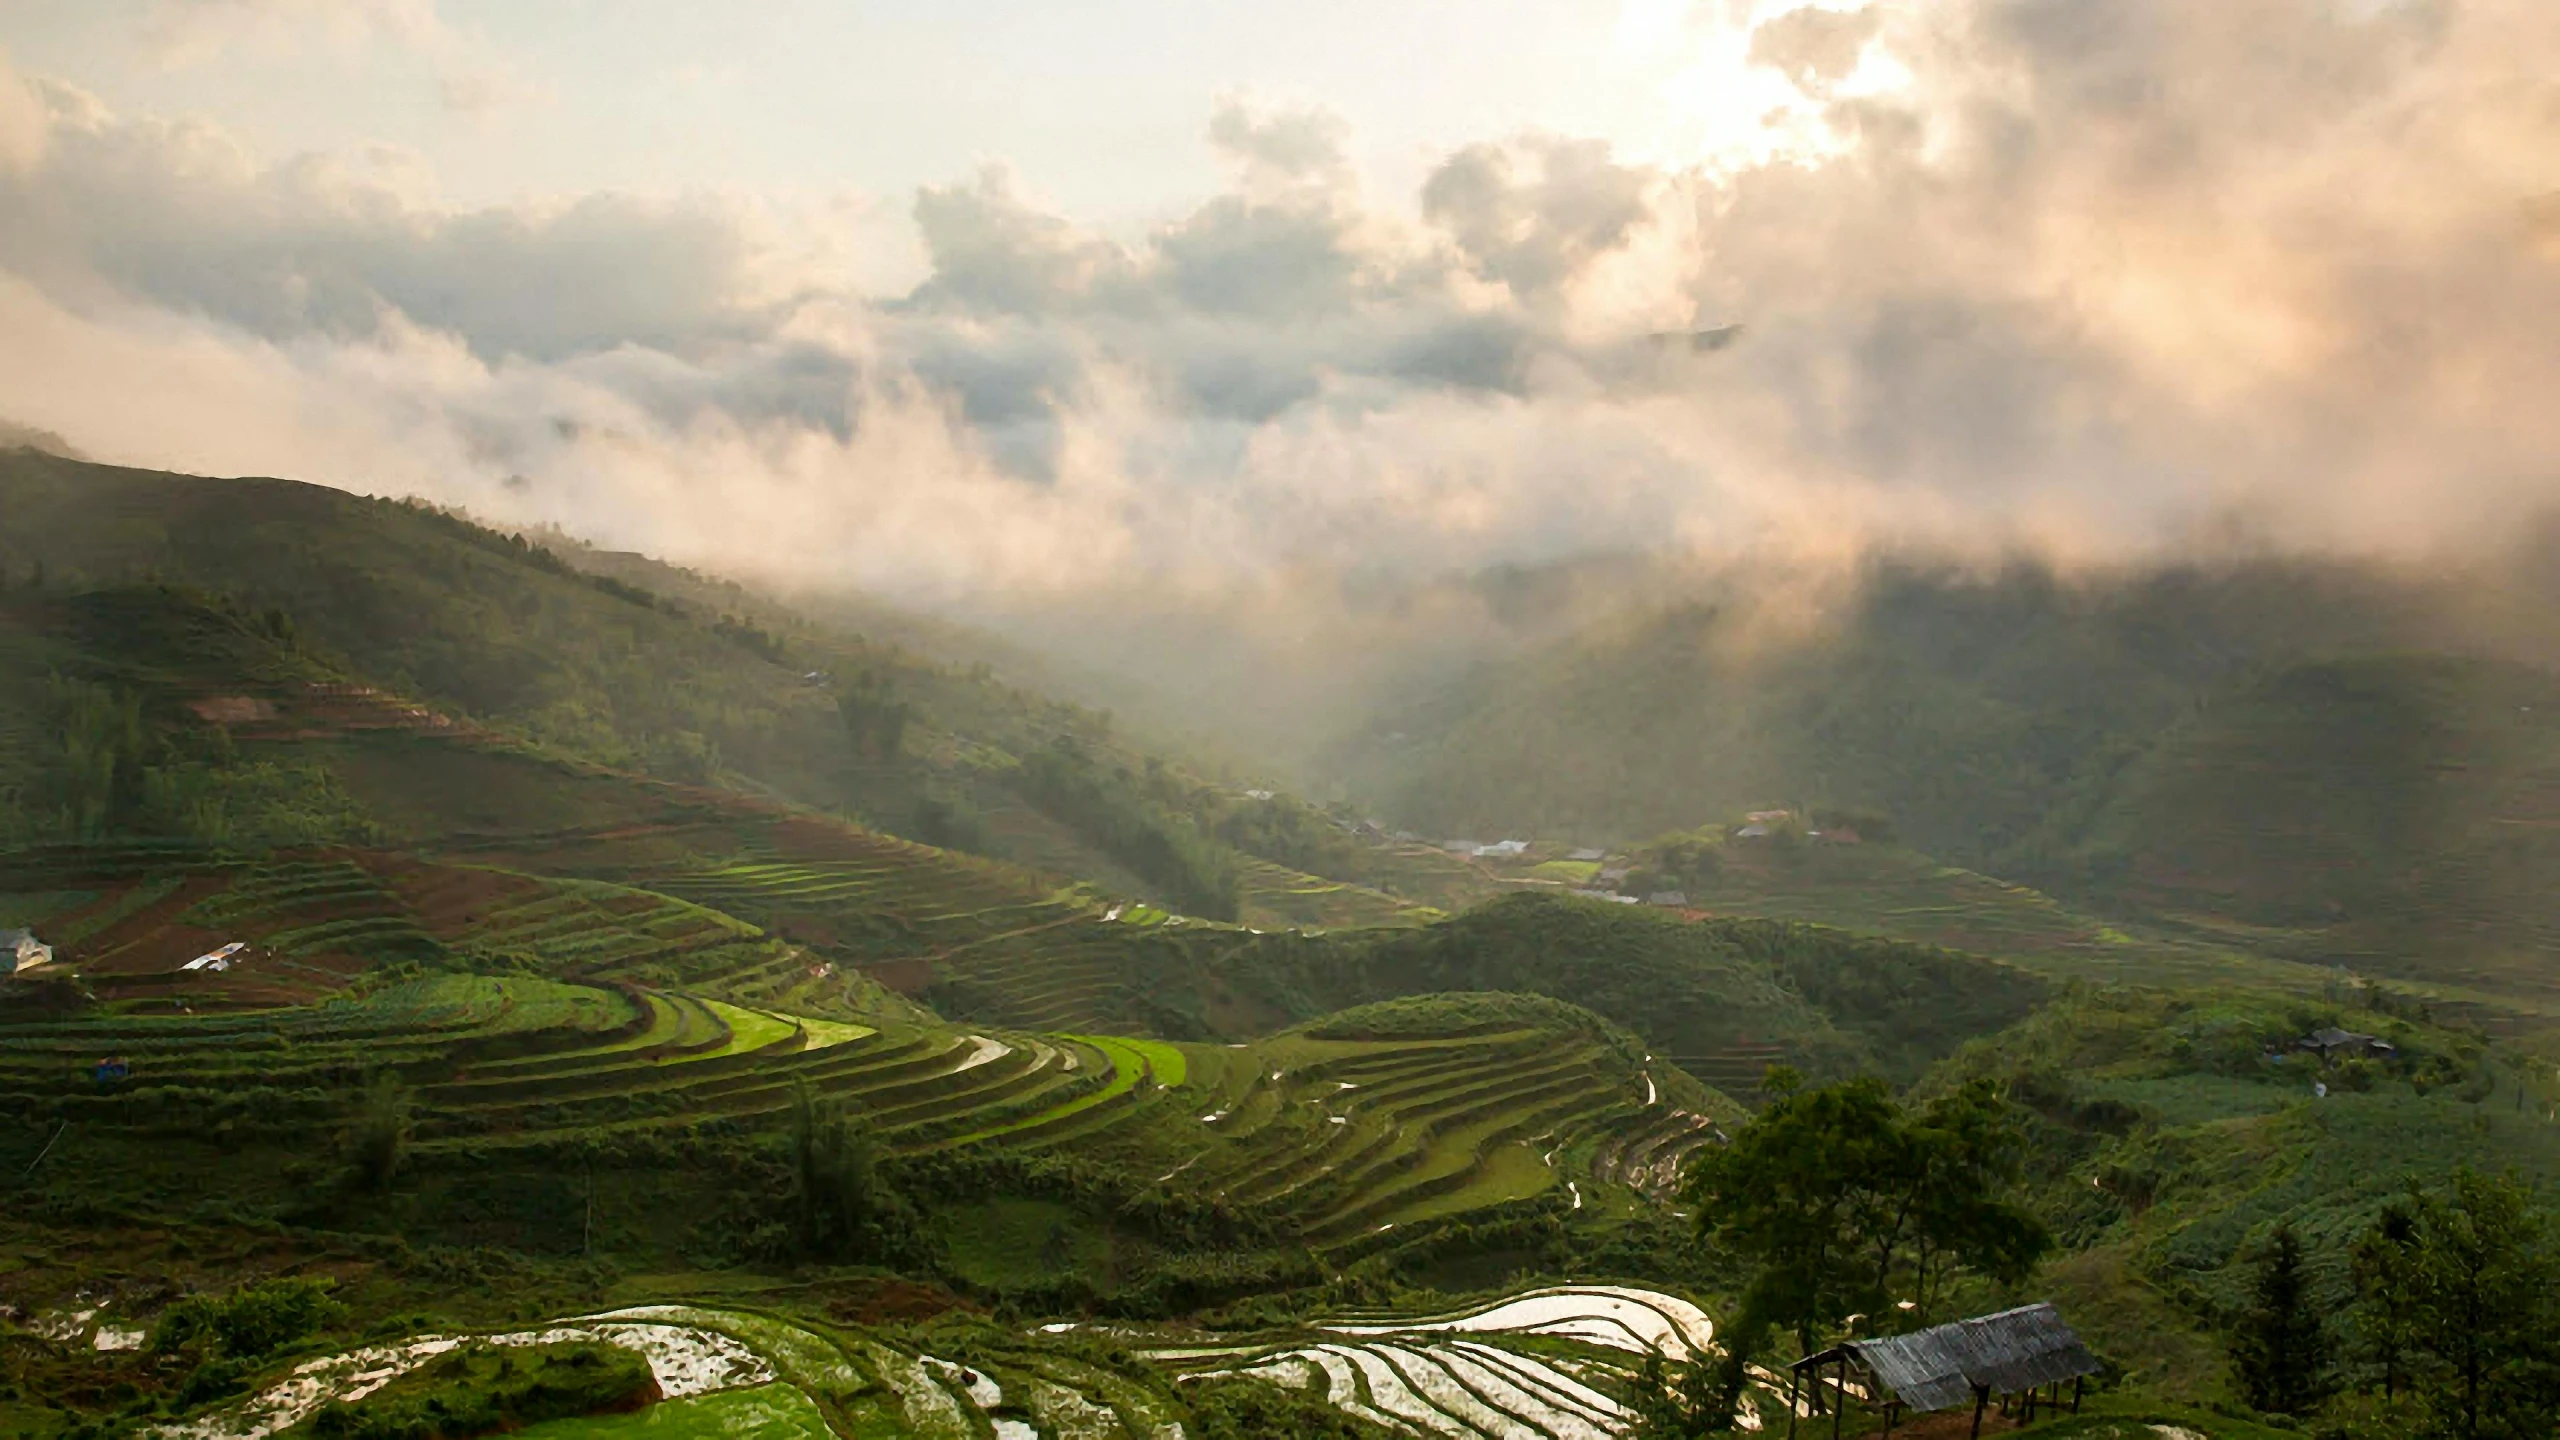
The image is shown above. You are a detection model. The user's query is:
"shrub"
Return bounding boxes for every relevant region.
[153,1276,346,1361]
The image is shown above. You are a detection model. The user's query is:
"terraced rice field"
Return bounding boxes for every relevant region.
[1148,1283,1756,1438]
[144,1304,1191,1440]
[0,854,440,1004]
[130,1286,1740,1440]
[1058,1016,1686,1244]
[384,859,796,992]
[0,974,639,1105]
[1235,857,1440,932]
[1683,847,2340,995]
[6,960,1709,1252]
[646,828,1077,959]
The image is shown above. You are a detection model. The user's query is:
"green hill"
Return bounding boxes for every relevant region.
[0,453,1453,928]
[1916,984,2560,1404]
[1324,558,2463,869]
[2059,655,2560,995]
[1327,559,2560,1019]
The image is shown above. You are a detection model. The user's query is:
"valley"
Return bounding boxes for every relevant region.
[6,459,2560,1440]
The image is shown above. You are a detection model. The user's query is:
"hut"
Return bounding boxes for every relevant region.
[1786,1303,2099,1439]
[2297,1027,2395,1061]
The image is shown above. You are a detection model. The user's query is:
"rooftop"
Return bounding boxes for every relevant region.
[1792,1302,2099,1413]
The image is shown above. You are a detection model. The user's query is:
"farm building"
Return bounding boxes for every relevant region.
[1646,891,1690,908]
[2298,1026,2396,1060]
[1,929,50,974]
[1786,1302,2099,1438]
[1475,839,1531,858]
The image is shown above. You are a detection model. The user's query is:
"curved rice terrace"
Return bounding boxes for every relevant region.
[128,1303,1196,1440]
[0,936,1715,1247]
[77,1286,1741,1440]
[1133,1283,1745,1438]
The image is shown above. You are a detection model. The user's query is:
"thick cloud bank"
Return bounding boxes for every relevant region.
[3,0,2558,609]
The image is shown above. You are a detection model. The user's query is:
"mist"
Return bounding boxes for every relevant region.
[2,0,2557,767]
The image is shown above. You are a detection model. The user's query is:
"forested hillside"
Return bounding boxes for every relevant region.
[0,453,1427,928]
[1326,558,2560,994]
[1326,559,2469,860]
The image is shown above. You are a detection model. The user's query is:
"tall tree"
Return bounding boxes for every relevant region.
[2351,1200,2420,1400]
[2231,1222,2330,1415]
[1678,1070,2048,1426]
[790,1080,886,1261]
[2353,1169,2560,1440]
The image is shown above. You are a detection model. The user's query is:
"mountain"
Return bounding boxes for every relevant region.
[2062,653,2560,991]
[0,452,1443,929]
[1323,555,2560,1004]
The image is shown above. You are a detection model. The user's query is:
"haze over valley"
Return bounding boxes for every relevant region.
[3,4,2560,1438]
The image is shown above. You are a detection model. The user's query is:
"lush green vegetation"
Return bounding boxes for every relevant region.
[16,456,2560,1440]
[1666,1072,2048,1427]
[1013,739,1243,919]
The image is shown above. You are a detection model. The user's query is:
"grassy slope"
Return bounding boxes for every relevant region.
[1919,985,2560,1405]
[1224,892,2056,1087]
[2062,654,2560,1009]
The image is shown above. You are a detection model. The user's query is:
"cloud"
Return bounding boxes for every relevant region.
[139,0,547,118]
[1208,100,1354,193]
[140,0,444,68]
[0,0,2555,630]
[1747,5,1883,91]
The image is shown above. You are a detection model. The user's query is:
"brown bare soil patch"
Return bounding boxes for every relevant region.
[823,1276,968,1325]
[372,856,549,936]
[70,875,229,967]
[860,957,935,994]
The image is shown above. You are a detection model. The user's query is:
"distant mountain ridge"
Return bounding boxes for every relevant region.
[1322,555,2560,998]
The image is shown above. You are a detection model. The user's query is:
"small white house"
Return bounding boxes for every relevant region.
[1476,839,1531,858]
[2,929,52,974]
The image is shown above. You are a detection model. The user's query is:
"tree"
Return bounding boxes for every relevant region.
[2352,1200,2419,1400]
[790,1080,889,1261]
[1677,1071,2048,1427]
[837,672,911,760]
[2231,1222,2330,1415]
[2352,1169,2560,1440]
[152,1277,346,1360]
[347,1072,411,1191]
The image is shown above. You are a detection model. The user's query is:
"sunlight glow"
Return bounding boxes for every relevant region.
[1617,0,1915,174]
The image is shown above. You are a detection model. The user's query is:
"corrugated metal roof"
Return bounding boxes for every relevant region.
[1794,1303,2099,1414]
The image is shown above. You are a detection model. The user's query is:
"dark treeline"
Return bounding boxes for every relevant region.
[1014,739,1242,920]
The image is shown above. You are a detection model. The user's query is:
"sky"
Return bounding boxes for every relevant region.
[0,0,2556,623]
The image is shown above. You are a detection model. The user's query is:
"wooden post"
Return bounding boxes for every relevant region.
[2073,1375,2085,1414]
[1787,1367,1800,1440]
[1969,1383,1990,1440]
[1832,1358,1846,1440]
